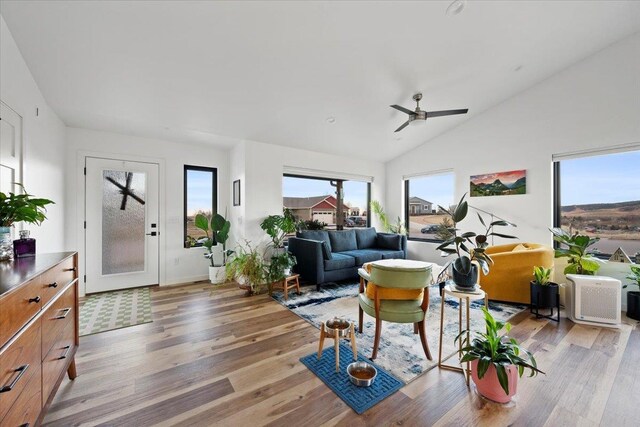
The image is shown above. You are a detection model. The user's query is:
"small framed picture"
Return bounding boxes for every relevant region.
[233,179,241,206]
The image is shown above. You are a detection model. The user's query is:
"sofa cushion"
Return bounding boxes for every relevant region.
[512,243,528,252]
[378,249,405,260]
[376,233,402,250]
[321,241,333,260]
[355,228,377,249]
[329,230,357,252]
[324,253,356,271]
[297,230,332,252]
[337,249,383,265]
[365,283,423,301]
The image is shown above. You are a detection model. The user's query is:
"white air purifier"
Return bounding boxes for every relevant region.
[565,274,621,328]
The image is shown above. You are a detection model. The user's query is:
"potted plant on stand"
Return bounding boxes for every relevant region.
[225,241,268,295]
[260,208,297,254]
[0,186,54,261]
[194,212,232,284]
[624,265,640,321]
[456,307,544,403]
[530,266,560,321]
[436,194,517,290]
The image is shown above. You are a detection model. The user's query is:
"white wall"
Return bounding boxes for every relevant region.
[386,33,640,267]
[229,140,385,249]
[65,127,229,294]
[1,16,67,252]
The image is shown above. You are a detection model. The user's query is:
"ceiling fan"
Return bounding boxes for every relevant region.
[390,93,468,132]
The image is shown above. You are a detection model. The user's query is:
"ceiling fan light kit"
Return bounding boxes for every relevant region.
[390,93,468,132]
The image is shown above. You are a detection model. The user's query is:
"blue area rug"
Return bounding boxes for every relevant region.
[300,343,403,414]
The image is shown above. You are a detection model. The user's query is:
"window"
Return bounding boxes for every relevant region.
[404,171,455,241]
[283,175,370,230]
[184,165,217,247]
[554,149,640,262]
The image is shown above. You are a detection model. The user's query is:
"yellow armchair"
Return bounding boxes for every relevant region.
[479,243,554,304]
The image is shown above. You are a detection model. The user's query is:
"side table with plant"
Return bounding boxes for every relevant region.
[456,307,544,403]
[0,186,54,261]
[624,265,640,321]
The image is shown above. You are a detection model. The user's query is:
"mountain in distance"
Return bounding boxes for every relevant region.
[508,177,526,189]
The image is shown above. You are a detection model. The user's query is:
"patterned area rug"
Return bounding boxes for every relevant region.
[79,287,153,336]
[273,282,526,383]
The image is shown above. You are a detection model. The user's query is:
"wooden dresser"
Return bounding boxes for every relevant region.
[0,252,79,427]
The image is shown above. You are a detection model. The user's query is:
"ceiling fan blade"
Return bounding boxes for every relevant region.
[394,120,411,132]
[390,105,416,115]
[426,108,469,118]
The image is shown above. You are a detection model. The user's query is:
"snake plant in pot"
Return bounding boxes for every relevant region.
[456,307,544,403]
[530,266,559,310]
[194,212,232,284]
[436,194,516,290]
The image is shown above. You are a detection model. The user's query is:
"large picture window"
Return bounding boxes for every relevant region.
[554,149,640,262]
[283,175,370,230]
[184,165,217,247]
[404,171,455,242]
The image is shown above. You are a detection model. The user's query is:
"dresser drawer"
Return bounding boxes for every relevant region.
[41,256,76,306]
[0,366,41,427]
[0,278,42,350]
[42,283,76,359]
[0,319,42,421]
[42,319,75,403]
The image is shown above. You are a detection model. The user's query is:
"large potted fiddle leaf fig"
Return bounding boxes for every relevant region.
[436,193,517,290]
[195,211,232,284]
[549,228,600,275]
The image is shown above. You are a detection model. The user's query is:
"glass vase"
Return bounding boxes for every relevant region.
[0,226,13,261]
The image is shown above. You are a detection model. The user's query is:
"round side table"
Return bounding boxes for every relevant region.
[438,284,488,386]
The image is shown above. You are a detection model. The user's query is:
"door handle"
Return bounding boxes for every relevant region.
[146,232,158,236]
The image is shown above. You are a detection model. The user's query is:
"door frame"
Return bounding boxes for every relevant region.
[75,150,166,296]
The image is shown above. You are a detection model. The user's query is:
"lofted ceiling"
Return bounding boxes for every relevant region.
[2,1,640,162]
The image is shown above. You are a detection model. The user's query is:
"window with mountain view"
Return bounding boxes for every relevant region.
[555,149,640,262]
[184,165,217,247]
[405,171,455,241]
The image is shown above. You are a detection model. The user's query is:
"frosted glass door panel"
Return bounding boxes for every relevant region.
[102,170,146,275]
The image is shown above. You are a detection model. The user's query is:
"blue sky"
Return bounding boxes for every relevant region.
[410,172,455,209]
[283,176,368,210]
[561,150,640,205]
[186,169,213,215]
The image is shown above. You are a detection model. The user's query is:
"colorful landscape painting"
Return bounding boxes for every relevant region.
[470,169,526,197]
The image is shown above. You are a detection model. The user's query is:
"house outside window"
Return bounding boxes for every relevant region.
[404,171,455,242]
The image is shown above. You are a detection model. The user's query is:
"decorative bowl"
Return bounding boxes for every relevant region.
[347,361,377,387]
[325,317,351,338]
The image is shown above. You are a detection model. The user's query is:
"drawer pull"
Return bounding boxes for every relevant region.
[28,296,41,303]
[55,307,72,319]
[63,267,77,272]
[48,281,58,288]
[0,364,29,393]
[58,345,72,360]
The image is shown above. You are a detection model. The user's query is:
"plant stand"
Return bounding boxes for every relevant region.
[269,274,300,301]
[530,291,560,322]
[317,320,357,373]
[438,284,488,386]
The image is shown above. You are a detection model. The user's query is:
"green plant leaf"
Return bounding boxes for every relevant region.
[195,213,210,232]
[495,364,510,395]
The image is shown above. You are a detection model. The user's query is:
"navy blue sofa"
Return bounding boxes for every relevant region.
[288,227,407,290]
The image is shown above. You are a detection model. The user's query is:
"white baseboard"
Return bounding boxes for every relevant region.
[162,275,209,286]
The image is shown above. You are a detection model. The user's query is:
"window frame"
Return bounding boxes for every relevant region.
[404,171,455,243]
[184,165,218,248]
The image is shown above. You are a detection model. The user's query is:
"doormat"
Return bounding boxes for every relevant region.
[300,343,403,414]
[79,287,152,336]
[274,282,526,383]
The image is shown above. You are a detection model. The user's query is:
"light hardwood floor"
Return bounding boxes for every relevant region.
[43,282,639,426]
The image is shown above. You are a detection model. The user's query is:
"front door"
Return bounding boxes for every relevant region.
[85,157,159,293]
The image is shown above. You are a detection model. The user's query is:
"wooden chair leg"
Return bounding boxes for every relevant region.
[414,323,419,334]
[372,317,382,360]
[418,319,432,360]
[358,304,363,333]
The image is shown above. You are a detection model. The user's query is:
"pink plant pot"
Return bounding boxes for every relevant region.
[470,359,519,403]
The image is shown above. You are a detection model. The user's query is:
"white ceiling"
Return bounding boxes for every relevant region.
[2,1,640,162]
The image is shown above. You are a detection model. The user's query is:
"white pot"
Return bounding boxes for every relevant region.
[209,266,226,284]
[283,268,291,277]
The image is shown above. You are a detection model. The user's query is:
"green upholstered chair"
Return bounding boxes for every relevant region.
[357,261,433,360]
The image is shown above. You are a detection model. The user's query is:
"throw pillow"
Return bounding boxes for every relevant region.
[512,244,528,252]
[328,230,358,252]
[377,233,402,251]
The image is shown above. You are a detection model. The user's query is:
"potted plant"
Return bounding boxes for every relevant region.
[194,211,232,284]
[550,228,600,275]
[225,241,268,295]
[624,265,640,321]
[370,200,406,234]
[436,194,516,290]
[260,208,297,252]
[297,219,327,231]
[456,307,544,403]
[0,186,54,261]
[267,251,297,283]
[530,266,559,310]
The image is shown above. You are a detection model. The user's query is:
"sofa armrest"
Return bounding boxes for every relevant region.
[288,237,324,285]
